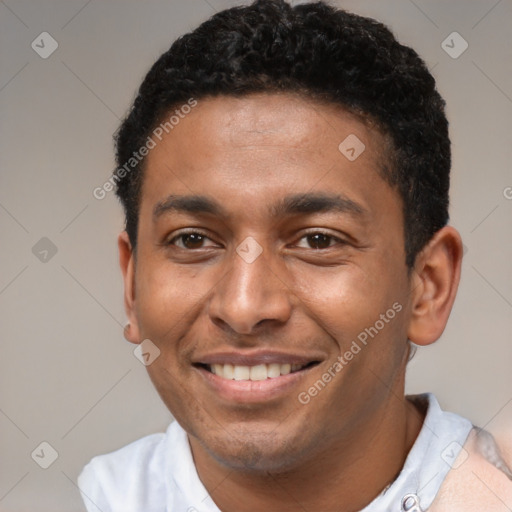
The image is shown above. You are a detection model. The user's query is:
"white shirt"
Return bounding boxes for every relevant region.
[78,393,473,512]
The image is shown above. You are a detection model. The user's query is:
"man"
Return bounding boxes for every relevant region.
[78,1,512,510]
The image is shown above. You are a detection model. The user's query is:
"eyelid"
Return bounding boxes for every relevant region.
[166,228,348,250]
[167,228,219,248]
[295,229,348,247]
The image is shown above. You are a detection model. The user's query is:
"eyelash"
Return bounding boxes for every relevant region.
[296,231,347,249]
[167,229,347,250]
[167,230,216,249]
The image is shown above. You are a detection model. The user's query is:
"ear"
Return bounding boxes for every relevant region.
[118,231,141,344]
[407,226,463,346]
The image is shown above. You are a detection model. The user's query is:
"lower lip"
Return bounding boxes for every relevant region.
[196,365,316,404]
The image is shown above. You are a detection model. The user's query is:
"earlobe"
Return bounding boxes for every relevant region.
[407,226,463,347]
[118,231,141,344]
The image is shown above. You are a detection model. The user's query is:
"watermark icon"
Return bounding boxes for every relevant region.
[503,187,512,200]
[31,441,59,469]
[32,237,58,263]
[338,134,365,162]
[134,339,161,366]
[441,32,468,59]
[93,98,198,200]
[31,32,58,59]
[236,236,263,264]
[298,301,402,404]
[441,441,468,469]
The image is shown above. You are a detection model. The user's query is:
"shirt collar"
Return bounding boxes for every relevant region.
[164,421,221,512]
[360,393,473,512]
[164,393,473,512]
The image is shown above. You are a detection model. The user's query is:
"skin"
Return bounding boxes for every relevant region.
[119,93,463,511]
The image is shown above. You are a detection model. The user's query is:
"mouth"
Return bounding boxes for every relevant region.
[196,361,320,381]
[192,351,325,403]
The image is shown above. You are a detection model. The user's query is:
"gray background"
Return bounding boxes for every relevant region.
[1,0,511,510]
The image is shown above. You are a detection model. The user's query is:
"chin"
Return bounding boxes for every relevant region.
[199,424,314,474]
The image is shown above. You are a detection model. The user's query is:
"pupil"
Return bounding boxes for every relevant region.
[308,233,330,249]
[184,233,203,249]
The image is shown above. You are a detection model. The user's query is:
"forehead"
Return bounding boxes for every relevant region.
[152,93,386,159]
[140,93,397,223]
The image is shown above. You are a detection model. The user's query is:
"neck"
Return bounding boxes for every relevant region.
[189,392,425,512]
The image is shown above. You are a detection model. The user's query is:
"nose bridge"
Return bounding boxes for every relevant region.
[208,238,291,334]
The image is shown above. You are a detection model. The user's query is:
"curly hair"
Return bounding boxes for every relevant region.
[114,0,450,268]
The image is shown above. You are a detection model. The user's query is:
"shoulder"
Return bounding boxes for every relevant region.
[430,427,512,512]
[78,422,180,512]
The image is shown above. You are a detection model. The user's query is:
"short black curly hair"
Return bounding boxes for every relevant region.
[114,0,450,268]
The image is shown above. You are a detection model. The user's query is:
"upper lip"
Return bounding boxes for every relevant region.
[193,350,325,367]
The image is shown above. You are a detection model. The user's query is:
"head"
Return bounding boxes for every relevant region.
[116,0,462,473]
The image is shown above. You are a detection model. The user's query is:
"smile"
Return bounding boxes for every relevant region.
[203,362,317,381]
[192,351,324,402]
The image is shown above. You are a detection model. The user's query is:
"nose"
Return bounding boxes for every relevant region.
[208,242,292,336]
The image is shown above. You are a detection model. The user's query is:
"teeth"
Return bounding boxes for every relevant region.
[280,363,291,375]
[233,365,250,381]
[267,363,281,378]
[223,363,234,380]
[208,362,307,381]
[250,364,268,381]
[212,364,224,377]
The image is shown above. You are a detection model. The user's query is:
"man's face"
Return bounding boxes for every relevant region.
[126,93,415,472]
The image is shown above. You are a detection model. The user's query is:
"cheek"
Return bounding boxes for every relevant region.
[134,257,210,340]
[145,362,204,435]
[292,260,409,389]
[291,263,397,344]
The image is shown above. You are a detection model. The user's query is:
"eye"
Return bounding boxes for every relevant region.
[168,231,217,250]
[296,231,346,250]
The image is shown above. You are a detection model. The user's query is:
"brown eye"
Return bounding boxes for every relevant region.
[169,232,215,249]
[306,233,334,249]
[180,233,205,249]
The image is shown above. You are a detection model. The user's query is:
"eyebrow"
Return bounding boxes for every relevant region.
[153,192,367,222]
[153,194,227,220]
[271,192,366,217]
